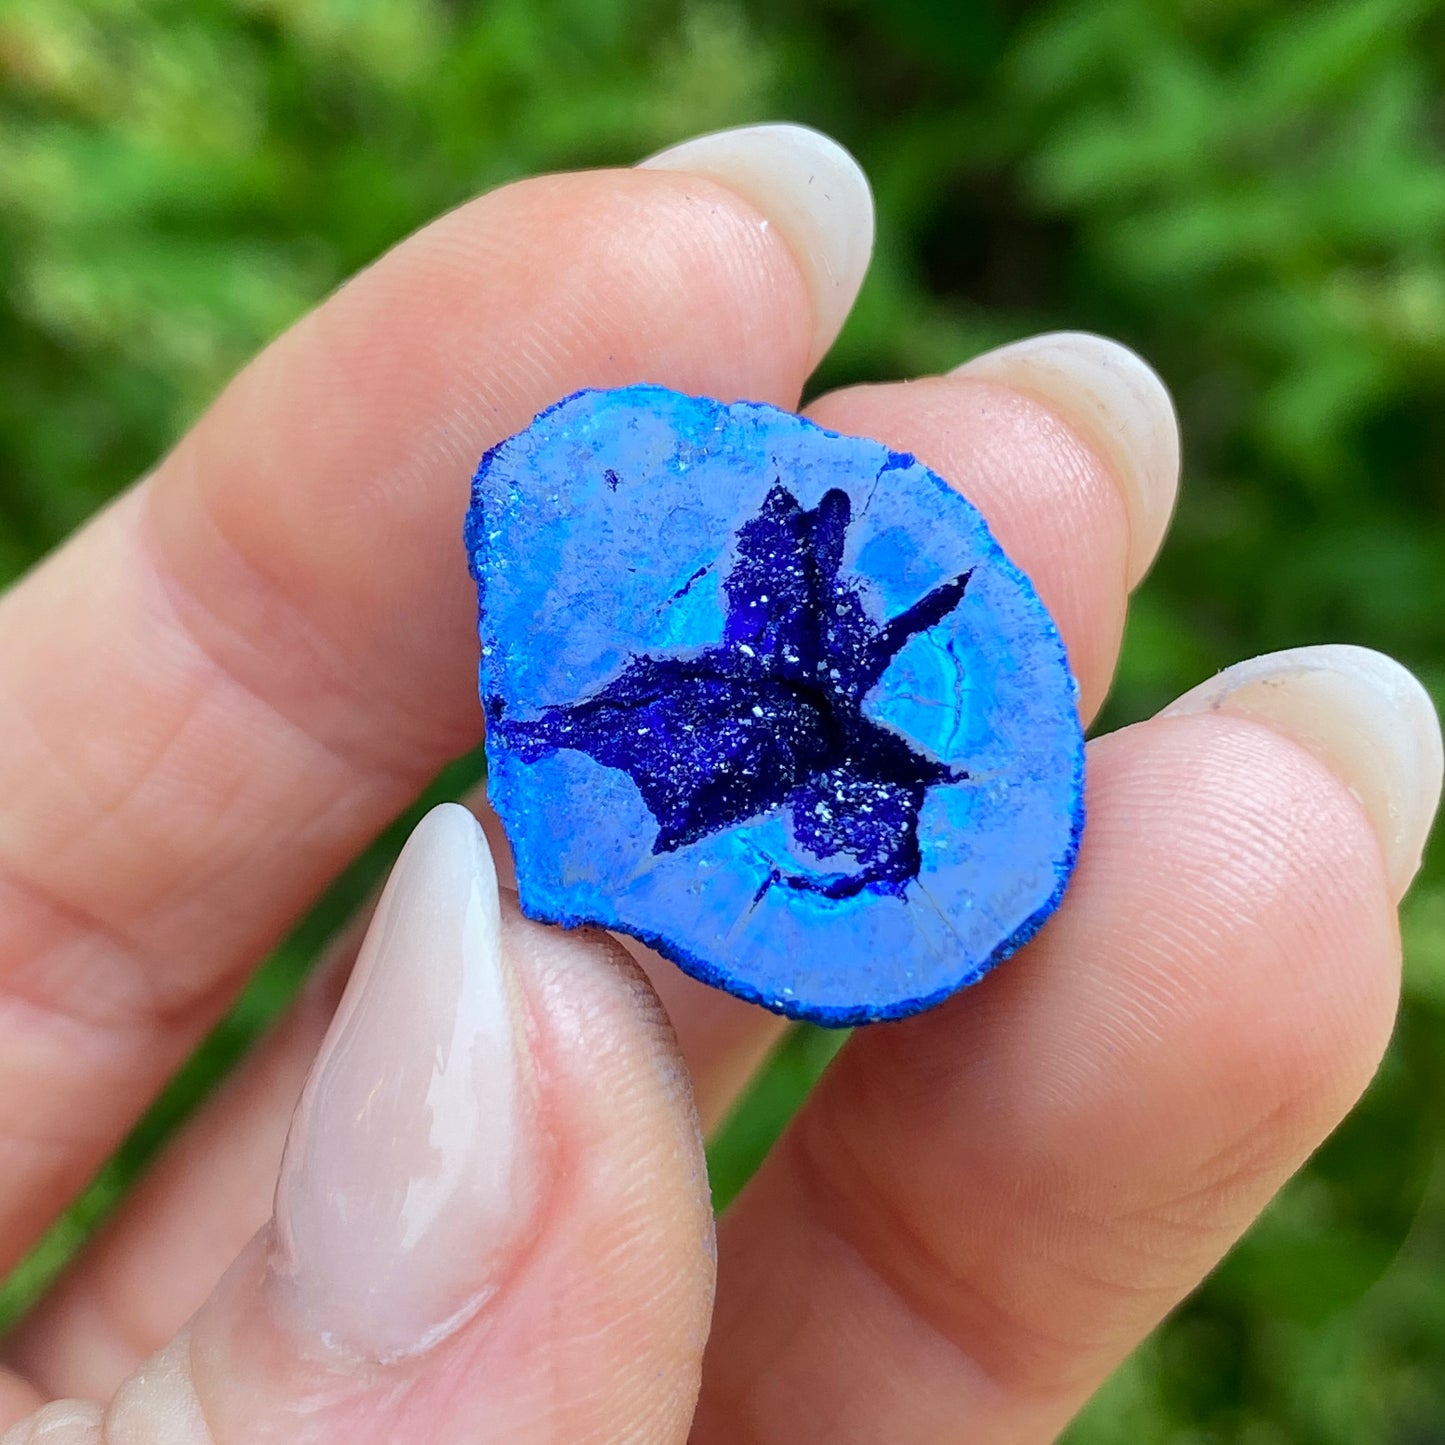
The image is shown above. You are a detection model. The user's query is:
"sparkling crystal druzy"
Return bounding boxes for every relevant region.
[467,386,1084,1025]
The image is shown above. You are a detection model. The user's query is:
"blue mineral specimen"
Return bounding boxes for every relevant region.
[466,385,1084,1025]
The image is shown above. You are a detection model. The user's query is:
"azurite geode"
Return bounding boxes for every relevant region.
[466,385,1085,1025]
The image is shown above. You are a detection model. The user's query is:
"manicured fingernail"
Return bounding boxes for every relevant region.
[270,803,540,1361]
[1163,645,1444,899]
[641,122,874,364]
[953,331,1180,586]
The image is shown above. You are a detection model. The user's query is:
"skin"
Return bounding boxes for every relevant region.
[0,163,1420,1440]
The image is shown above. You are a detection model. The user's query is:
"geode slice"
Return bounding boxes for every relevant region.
[466,385,1084,1025]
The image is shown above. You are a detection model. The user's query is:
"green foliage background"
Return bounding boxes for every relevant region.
[2,0,1445,1438]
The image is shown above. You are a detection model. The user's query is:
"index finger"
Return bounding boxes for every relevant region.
[0,125,871,1272]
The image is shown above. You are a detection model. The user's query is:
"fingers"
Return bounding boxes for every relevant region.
[0,125,871,1267]
[489,334,1182,1115]
[2,807,714,1442]
[5,331,1186,1390]
[692,648,1439,1445]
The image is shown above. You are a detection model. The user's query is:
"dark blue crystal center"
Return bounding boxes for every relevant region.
[492,483,972,900]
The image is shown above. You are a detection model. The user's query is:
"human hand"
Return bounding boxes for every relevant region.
[0,123,1438,1443]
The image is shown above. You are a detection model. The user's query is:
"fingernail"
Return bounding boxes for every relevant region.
[953,331,1180,586]
[270,803,540,1362]
[0,1400,103,1443]
[1162,645,1444,899]
[640,122,874,364]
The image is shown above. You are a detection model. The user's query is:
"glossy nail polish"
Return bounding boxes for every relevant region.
[270,804,540,1361]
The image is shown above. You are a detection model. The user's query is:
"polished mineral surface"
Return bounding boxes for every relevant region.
[467,385,1084,1024]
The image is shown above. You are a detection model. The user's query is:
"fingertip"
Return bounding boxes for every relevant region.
[954,331,1180,586]
[1163,645,1443,902]
[641,122,874,366]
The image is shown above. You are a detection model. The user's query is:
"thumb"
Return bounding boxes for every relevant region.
[6,804,714,1443]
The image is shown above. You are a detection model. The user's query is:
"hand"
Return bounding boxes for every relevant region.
[0,123,1437,1444]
